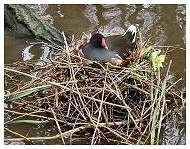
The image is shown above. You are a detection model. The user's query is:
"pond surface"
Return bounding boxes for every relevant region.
[4,4,186,145]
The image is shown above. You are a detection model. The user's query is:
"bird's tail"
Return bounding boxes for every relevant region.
[123,25,137,43]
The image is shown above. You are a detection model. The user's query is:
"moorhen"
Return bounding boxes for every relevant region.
[105,25,137,59]
[80,25,137,65]
[81,33,122,62]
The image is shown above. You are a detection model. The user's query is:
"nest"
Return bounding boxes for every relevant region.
[4,34,185,145]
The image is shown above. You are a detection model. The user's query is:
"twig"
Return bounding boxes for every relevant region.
[91,65,108,145]
[5,120,128,142]
[5,127,31,143]
[50,108,65,144]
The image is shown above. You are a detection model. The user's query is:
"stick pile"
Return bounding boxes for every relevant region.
[4,35,185,145]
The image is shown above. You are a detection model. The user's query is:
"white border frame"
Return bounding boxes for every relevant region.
[1,1,189,148]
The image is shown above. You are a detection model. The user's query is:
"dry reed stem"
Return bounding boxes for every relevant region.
[156,60,172,144]
[50,108,65,144]
[5,120,129,142]
[91,65,108,144]
[5,128,31,143]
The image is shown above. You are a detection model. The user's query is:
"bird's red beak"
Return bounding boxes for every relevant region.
[101,37,108,49]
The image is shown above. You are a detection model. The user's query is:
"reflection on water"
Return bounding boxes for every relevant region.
[4,4,186,145]
[22,45,35,61]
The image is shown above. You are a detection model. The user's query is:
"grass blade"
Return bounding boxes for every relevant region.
[10,119,49,124]
[5,85,51,101]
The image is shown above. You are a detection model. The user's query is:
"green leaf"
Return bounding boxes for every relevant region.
[154,55,165,69]
[5,85,51,101]
[10,119,48,125]
[150,50,161,63]
[150,50,165,70]
[140,46,154,59]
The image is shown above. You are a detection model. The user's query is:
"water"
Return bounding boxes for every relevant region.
[4,4,186,145]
